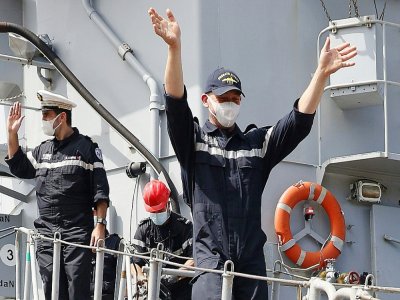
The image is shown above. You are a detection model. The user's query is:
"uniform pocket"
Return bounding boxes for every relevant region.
[193,203,225,264]
[237,157,265,212]
[35,169,48,195]
[194,154,225,196]
[60,165,88,194]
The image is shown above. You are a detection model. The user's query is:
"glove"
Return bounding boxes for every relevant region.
[161,274,178,286]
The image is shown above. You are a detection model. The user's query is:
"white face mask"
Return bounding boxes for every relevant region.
[149,210,170,226]
[42,113,61,136]
[207,96,240,128]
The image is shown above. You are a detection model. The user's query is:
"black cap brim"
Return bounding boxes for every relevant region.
[212,86,245,97]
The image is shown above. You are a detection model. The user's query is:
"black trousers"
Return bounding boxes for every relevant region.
[35,216,93,300]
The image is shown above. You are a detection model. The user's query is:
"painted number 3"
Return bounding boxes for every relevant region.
[0,244,16,267]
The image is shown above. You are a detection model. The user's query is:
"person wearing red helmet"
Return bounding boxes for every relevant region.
[131,180,194,300]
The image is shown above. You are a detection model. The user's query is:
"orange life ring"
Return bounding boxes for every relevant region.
[274,181,346,269]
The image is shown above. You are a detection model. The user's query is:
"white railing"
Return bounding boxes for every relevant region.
[13,227,400,300]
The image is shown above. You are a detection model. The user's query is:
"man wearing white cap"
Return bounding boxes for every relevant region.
[5,90,110,300]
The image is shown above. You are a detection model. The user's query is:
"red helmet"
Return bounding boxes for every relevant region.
[143,180,170,212]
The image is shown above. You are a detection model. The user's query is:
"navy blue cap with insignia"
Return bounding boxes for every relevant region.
[204,67,245,97]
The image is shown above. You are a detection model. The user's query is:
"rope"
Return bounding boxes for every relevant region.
[0,92,25,102]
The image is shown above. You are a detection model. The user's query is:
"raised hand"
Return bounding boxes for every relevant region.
[148,8,181,49]
[318,37,357,76]
[7,102,25,135]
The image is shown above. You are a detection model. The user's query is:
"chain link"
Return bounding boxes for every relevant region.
[348,0,360,18]
[319,0,332,22]
[0,92,25,102]
[379,1,387,20]
[348,0,352,17]
[352,0,359,17]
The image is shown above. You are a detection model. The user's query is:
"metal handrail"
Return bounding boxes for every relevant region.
[14,227,400,300]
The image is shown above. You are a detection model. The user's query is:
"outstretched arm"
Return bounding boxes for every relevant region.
[148,8,184,99]
[298,37,357,114]
[7,102,25,158]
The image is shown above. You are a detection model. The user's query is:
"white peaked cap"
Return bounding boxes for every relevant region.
[37,90,77,111]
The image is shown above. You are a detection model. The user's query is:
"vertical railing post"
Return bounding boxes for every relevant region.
[114,240,125,300]
[221,260,234,300]
[271,260,282,300]
[147,246,162,300]
[117,255,126,300]
[23,232,31,300]
[51,232,61,300]
[93,239,105,300]
[15,230,21,300]
[125,250,133,300]
[29,234,39,300]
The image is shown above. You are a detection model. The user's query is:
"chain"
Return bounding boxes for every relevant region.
[348,0,360,18]
[379,1,387,20]
[0,91,25,102]
[348,0,352,17]
[319,0,332,22]
[352,0,359,17]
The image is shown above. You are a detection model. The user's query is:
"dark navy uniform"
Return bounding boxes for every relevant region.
[131,212,193,300]
[5,128,110,300]
[165,88,314,300]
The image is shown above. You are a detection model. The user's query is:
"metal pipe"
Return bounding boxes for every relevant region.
[0,53,55,69]
[161,267,195,278]
[23,233,31,300]
[332,287,357,300]
[29,236,39,300]
[15,231,21,300]
[81,0,163,180]
[51,232,61,300]
[114,241,125,300]
[125,251,133,300]
[271,266,281,300]
[221,260,234,300]
[147,248,161,300]
[382,23,388,157]
[93,239,105,300]
[117,255,126,300]
[307,277,336,300]
[0,101,41,111]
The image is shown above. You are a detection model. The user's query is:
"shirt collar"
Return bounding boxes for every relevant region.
[53,127,79,147]
[203,120,245,140]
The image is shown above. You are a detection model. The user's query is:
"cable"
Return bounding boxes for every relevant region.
[129,175,141,242]
[0,226,15,233]
[0,230,16,240]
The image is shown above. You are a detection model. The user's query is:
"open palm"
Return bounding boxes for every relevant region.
[148,8,181,48]
[319,37,357,76]
[7,102,24,134]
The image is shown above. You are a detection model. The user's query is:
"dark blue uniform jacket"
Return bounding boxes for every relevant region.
[165,88,314,275]
[131,212,193,267]
[5,128,109,229]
